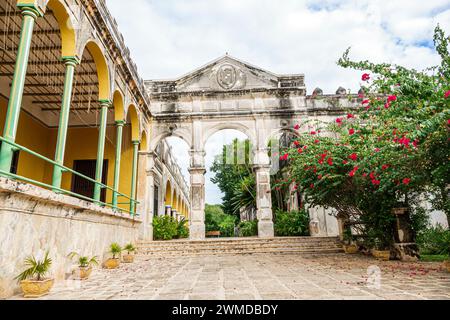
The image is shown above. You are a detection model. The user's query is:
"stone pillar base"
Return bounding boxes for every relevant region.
[393,243,419,261]
[190,222,205,241]
[258,221,274,238]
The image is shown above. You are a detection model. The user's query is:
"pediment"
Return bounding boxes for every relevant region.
[174,55,281,92]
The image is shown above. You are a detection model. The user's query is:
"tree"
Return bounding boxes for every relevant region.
[210,139,256,217]
[279,26,450,248]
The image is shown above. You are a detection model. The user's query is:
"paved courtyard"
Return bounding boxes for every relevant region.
[12,253,450,300]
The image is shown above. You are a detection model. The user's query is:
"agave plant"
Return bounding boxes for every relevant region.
[15,251,52,282]
[123,243,136,255]
[68,252,99,268]
[109,243,122,259]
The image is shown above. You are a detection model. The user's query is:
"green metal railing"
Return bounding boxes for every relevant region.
[0,135,139,217]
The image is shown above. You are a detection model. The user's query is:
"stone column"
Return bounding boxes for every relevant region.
[52,57,79,189]
[112,120,125,208]
[253,148,274,238]
[93,100,111,202]
[165,205,172,216]
[0,6,43,172]
[189,150,206,240]
[137,151,155,240]
[130,140,140,215]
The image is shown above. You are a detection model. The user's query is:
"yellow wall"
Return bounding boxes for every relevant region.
[0,97,135,211]
[0,97,53,184]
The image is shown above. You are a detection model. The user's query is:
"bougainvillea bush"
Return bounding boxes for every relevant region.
[276,26,450,249]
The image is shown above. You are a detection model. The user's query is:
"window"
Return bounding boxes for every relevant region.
[71,160,108,203]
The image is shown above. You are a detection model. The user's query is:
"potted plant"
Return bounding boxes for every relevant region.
[122,243,136,263]
[68,252,98,280]
[342,227,358,254]
[371,236,391,261]
[15,251,53,298]
[103,243,122,269]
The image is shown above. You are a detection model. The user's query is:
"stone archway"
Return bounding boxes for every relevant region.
[146,55,351,240]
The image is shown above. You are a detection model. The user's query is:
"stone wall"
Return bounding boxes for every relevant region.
[0,178,141,298]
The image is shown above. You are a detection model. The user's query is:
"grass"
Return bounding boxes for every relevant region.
[420,254,449,262]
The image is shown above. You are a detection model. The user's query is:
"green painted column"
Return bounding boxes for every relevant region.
[130,140,140,215]
[52,57,79,189]
[0,6,42,173]
[112,120,124,208]
[93,100,111,202]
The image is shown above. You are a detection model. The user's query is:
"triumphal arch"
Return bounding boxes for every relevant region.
[146,55,356,240]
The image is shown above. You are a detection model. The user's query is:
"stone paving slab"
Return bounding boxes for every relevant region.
[8,253,450,300]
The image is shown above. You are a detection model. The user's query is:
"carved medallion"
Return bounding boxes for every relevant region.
[216,64,246,90]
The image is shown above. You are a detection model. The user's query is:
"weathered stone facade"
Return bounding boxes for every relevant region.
[146,55,356,239]
[0,177,140,298]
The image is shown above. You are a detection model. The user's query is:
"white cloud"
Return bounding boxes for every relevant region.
[106,0,450,203]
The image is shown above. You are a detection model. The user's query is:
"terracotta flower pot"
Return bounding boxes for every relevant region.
[343,244,358,254]
[20,279,54,298]
[444,260,450,273]
[372,250,390,261]
[72,266,92,280]
[122,254,134,263]
[103,258,120,269]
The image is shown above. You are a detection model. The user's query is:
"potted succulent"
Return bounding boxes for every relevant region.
[68,252,98,280]
[103,243,122,269]
[122,243,136,263]
[342,227,358,254]
[15,251,53,298]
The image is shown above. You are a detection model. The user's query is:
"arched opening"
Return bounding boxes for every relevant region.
[164,180,172,214]
[204,129,255,238]
[113,90,125,122]
[154,135,190,222]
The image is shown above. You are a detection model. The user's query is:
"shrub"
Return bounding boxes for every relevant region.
[109,243,122,259]
[219,215,236,237]
[238,220,258,237]
[153,216,177,240]
[416,226,450,256]
[274,210,310,237]
[67,252,98,268]
[175,218,189,239]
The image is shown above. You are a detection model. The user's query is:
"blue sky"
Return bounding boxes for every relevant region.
[107,0,450,204]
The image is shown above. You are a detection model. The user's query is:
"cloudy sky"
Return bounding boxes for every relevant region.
[107,0,450,204]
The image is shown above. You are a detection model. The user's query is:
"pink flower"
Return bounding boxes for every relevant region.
[362,73,370,81]
[310,131,317,135]
[349,166,359,177]
[349,153,358,161]
[310,183,315,189]
[384,102,390,109]
[382,164,389,170]
[314,139,320,144]
[297,148,303,154]
[280,153,289,161]
[362,99,370,105]
[294,124,300,130]
[374,148,380,152]
[336,118,343,124]
[347,113,355,119]
[342,160,348,165]
[371,179,381,186]
[444,90,450,99]
[402,178,411,185]
[327,157,333,166]
[294,140,300,147]
[349,128,355,135]
[387,95,397,102]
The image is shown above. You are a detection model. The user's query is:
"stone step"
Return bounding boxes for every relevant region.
[138,236,338,246]
[137,242,341,252]
[135,236,342,257]
[137,248,343,257]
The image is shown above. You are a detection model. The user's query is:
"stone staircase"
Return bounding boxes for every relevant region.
[136,237,343,257]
